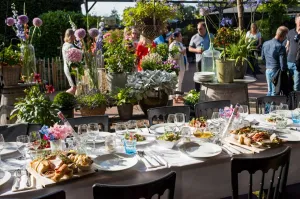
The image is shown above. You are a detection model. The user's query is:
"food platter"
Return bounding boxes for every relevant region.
[124,133,154,146]
[93,153,138,171]
[179,142,222,158]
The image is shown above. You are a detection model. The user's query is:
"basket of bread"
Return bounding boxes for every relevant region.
[28,151,93,183]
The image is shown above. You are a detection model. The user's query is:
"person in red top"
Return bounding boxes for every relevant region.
[135,35,152,72]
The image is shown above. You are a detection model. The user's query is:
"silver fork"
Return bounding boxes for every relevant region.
[14,170,22,190]
[137,151,156,168]
[26,170,31,187]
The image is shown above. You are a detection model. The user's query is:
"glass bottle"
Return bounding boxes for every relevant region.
[201,43,220,74]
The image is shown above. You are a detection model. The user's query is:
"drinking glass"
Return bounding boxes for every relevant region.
[88,123,99,150]
[180,126,191,142]
[292,109,300,125]
[16,135,29,160]
[240,105,249,118]
[175,113,185,131]
[115,122,128,138]
[269,105,279,115]
[0,134,5,163]
[29,132,41,157]
[123,138,137,155]
[280,103,289,110]
[127,120,137,132]
[167,114,176,123]
[105,135,117,153]
[275,117,288,129]
[211,112,220,123]
[78,124,88,141]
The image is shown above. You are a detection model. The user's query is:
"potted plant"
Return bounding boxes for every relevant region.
[76,91,107,116]
[10,85,59,126]
[53,92,76,118]
[113,87,137,120]
[225,31,256,79]
[127,70,177,115]
[0,46,22,86]
[214,27,237,83]
[183,90,200,111]
[103,29,135,92]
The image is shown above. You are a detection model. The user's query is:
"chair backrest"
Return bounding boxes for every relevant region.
[27,123,42,135]
[0,123,27,142]
[147,106,190,126]
[256,96,289,114]
[93,171,176,199]
[34,190,66,199]
[194,100,231,119]
[67,115,109,132]
[231,146,291,199]
[289,91,300,109]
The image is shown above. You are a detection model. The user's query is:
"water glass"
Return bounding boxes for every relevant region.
[167,114,176,123]
[175,113,185,130]
[269,105,279,115]
[292,109,300,125]
[180,126,191,142]
[105,135,117,153]
[123,138,137,155]
[211,112,220,122]
[0,134,5,162]
[275,117,288,129]
[115,122,128,137]
[127,120,137,132]
[16,135,29,159]
[29,132,41,157]
[88,123,99,150]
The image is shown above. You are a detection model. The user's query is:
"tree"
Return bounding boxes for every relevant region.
[110,8,120,25]
[237,0,244,29]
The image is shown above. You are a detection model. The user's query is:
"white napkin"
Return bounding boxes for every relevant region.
[11,173,36,192]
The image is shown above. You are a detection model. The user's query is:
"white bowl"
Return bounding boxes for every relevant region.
[156,139,181,149]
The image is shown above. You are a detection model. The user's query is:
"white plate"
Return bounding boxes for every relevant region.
[93,153,138,171]
[277,133,300,141]
[0,142,19,156]
[194,72,215,76]
[275,110,292,118]
[0,170,11,186]
[257,115,293,126]
[150,123,177,134]
[180,142,222,158]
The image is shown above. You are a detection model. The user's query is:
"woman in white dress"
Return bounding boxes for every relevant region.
[62,29,77,94]
[169,31,189,102]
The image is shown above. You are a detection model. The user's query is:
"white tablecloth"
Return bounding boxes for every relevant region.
[1,116,300,199]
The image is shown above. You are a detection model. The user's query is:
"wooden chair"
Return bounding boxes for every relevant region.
[93,171,176,199]
[147,106,190,126]
[67,115,109,132]
[256,96,289,114]
[34,190,66,199]
[0,123,28,142]
[27,123,42,135]
[231,146,291,199]
[194,100,231,119]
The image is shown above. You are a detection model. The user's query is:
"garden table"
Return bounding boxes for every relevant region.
[195,76,256,106]
[1,115,300,199]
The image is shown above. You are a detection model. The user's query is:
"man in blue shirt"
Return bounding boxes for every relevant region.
[262,26,289,96]
[189,21,213,91]
[153,25,172,45]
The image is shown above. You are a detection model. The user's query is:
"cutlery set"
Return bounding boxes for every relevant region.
[13,169,32,190]
[137,151,166,169]
[222,142,253,156]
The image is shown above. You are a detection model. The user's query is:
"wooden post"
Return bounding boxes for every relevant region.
[47,58,51,84]
[237,0,244,30]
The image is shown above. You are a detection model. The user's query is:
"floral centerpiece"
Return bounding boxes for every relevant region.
[65,48,84,79]
[6,3,43,82]
[219,105,240,119]
[40,124,72,152]
[127,70,177,114]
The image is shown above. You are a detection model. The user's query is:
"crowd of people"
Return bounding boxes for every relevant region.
[61,13,300,98]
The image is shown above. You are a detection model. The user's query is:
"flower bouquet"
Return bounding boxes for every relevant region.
[39,124,73,152]
[65,48,84,79]
[219,105,240,119]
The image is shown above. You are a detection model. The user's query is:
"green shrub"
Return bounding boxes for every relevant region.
[76,92,108,109]
[112,87,136,106]
[0,46,21,66]
[183,90,200,107]
[53,92,76,109]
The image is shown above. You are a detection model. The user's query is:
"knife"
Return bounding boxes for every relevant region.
[223,143,241,154]
[222,145,233,156]
[145,151,165,167]
[226,142,254,154]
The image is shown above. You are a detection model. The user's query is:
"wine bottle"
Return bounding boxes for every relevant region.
[221,104,240,138]
[57,111,79,139]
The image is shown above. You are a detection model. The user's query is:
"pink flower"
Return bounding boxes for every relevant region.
[33,18,43,27]
[199,8,209,17]
[17,15,29,25]
[48,124,72,140]
[46,85,55,94]
[66,48,82,63]
[75,28,86,39]
[6,17,15,26]
[103,33,111,39]
[88,28,99,38]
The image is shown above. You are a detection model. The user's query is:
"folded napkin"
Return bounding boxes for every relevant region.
[11,173,36,192]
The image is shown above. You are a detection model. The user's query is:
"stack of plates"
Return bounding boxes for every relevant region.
[193,72,215,82]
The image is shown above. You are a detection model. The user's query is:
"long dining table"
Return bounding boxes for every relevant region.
[1,114,300,199]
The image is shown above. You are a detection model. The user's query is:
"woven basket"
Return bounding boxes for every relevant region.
[0,64,21,86]
[80,105,106,116]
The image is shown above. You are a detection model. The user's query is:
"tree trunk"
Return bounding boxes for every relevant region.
[237,0,244,30]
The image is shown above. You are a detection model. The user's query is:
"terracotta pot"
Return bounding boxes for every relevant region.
[234,60,247,79]
[216,59,235,83]
[117,103,133,120]
[80,105,106,116]
[139,91,168,115]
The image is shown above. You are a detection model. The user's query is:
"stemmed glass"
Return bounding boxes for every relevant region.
[127,120,137,132]
[211,112,220,123]
[167,114,176,123]
[16,135,29,161]
[269,105,279,115]
[88,123,99,150]
[175,113,185,131]
[0,134,5,163]
[29,132,41,158]
[115,122,128,146]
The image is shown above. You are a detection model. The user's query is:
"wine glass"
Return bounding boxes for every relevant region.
[167,114,176,123]
[16,135,29,160]
[29,132,41,158]
[115,122,128,145]
[0,134,5,163]
[211,112,220,123]
[269,105,279,115]
[280,103,289,110]
[175,113,185,131]
[88,123,99,150]
[127,120,137,132]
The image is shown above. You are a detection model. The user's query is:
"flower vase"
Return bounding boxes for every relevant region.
[50,140,63,152]
[20,44,36,83]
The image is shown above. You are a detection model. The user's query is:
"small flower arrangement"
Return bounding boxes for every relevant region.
[214,27,237,60]
[39,124,72,141]
[219,105,239,119]
[162,59,180,74]
[141,53,163,71]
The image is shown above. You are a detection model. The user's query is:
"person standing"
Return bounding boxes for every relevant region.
[189,21,213,91]
[262,26,288,96]
[169,32,189,102]
[154,25,172,45]
[62,29,77,95]
[246,23,263,78]
[286,13,300,91]
[135,35,151,72]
